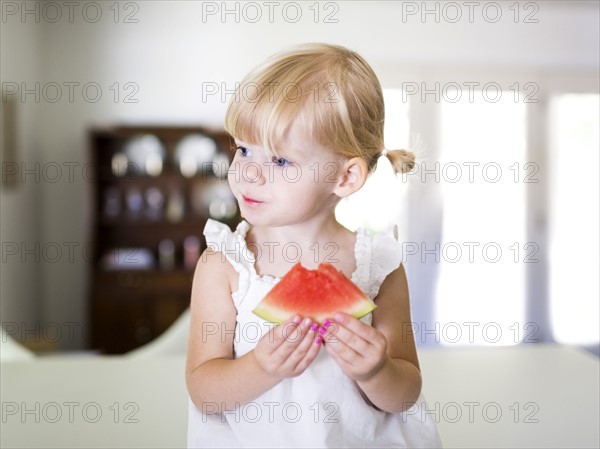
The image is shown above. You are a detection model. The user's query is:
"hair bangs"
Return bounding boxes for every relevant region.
[224,43,392,169]
[225,68,331,157]
[226,89,284,154]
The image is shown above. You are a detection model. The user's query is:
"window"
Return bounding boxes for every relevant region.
[335,80,599,352]
[435,91,527,345]
[548,94,600,346]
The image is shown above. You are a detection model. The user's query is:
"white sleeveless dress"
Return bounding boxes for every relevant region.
[187,219,442,448]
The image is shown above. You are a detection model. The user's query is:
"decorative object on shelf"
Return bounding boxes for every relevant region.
[103,187,121,218]
[174,133,218,178]
[190,179,237,219]
[165,188,185,222]
[207,182,238,220]
[100,248,155,270]
[144,187,164,220]
[125,187,144,219]
[209,196,238,220]
[123,134,165,176]
[158,239,175,271]
[111,152,129,177]
[183,236,201,271]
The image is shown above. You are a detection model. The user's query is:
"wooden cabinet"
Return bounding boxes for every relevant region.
[88,126,240,354]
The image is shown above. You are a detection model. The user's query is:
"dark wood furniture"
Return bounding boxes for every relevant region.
[88,126,239,354]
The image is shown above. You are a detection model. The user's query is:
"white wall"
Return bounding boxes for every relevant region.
[1,13,42,334]
[1,0,598,350]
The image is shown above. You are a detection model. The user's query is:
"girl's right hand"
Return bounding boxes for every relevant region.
[253,315,322,379]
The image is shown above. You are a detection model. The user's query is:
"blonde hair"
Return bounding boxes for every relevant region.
[225,43,414,174]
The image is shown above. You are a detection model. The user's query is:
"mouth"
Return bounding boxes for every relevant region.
[242,195,263,205]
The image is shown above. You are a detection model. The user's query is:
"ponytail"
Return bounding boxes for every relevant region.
[382,148,415,174]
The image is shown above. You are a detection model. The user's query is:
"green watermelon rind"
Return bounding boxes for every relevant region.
[253,299,377,325]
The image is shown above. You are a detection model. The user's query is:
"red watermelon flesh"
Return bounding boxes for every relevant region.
[252,262,377,324]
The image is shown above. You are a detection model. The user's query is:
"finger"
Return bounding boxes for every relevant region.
[320,319,370,356]
[333,312,379,341]
[295,322,320,355]
[323,339,353,371]
[323,329,362,365]
[272,317,313,360]
[279,319,316,370]
[267,315,302,352]
[292,322,322,371]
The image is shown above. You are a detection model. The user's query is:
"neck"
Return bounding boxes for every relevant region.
[249,210,345,248]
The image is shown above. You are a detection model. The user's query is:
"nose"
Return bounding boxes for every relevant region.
[228,160,266,186]
[242,161,265,185]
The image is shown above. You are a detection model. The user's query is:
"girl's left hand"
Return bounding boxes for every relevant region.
[319,312,389,382]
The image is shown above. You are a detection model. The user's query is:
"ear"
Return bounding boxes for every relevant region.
[333,157,368,198]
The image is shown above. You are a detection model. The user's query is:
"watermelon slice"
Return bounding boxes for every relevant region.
[252,262,376,324]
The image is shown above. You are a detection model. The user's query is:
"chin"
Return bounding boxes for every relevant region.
[238,212,279,228]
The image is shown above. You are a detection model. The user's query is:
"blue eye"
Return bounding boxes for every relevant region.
[235,146,250,156]
[271,156,290,167]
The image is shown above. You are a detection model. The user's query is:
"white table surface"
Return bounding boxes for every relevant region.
[419,344,599,448]
[1,344,598,448]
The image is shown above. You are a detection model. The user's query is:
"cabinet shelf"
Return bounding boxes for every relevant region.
[88,126,240,354]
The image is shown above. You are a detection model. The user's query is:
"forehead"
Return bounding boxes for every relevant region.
[280,122,338,161]
[237,121,337,161]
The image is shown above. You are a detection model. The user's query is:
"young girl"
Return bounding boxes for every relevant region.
[186,43,441,448]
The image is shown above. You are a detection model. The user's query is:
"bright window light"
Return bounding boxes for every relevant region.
[336,89,410,233]
[549,94,600,345]
[435,90,527,346]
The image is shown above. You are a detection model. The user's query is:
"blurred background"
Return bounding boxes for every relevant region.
[1,0,598,356]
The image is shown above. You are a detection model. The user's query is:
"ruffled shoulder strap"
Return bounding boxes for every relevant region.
[203,219,255,302]
[352,225,402,300]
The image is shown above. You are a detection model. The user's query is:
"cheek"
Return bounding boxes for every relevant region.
[280,178,317,203]
[279,165,302,183]
[227,158,243,188]
[318,161,341,183]
[227,166,236,189]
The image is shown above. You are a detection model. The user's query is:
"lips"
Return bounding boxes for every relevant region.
[242,195,263,204]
